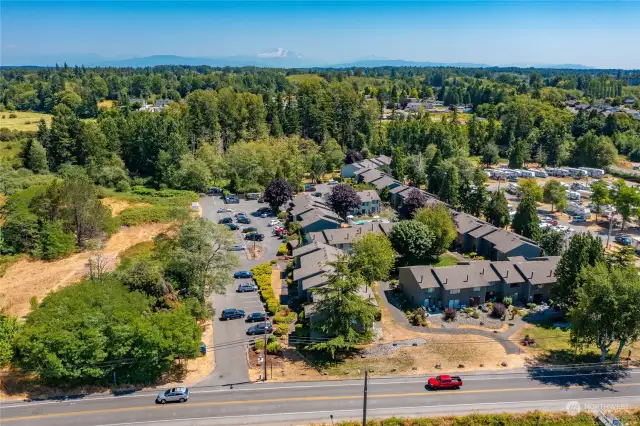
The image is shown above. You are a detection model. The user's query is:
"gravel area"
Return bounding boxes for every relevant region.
[433,312,505,330]
[361,338,426,357]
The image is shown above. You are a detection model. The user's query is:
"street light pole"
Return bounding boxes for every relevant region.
[263,310,268,382]
[362,368,368,426]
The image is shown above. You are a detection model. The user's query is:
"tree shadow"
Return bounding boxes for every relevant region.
[525,352,630,391]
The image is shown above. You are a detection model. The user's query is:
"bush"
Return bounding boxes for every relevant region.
[503,296,513,307]
[274,311,297,324]
[492,303,506,318]
[527,303,537,310]
[251,262,280,315]
[464,307,474,314]
[38,221,76,260]
[115,180,131,192]
[8,113,16,119]
[254,339,264,351]
[270,259,277,265]
[443,307,457,321]
[273,323,290,337]
[277,243,288,256]
[277,211,288,221]
[267,335,277,344]
[266,341,281,354]
[409,307,427,326]
[471,311,480,319]
[117,206,188,226]
[374,309,382,322]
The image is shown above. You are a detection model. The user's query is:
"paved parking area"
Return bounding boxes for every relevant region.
[197,195,285,386]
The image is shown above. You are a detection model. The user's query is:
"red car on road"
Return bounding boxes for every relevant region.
[427,375,463,390]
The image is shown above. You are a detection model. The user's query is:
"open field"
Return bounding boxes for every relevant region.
[101,196,152,216]
[287,74,326,84]
[0,223,173,318]
[0,140,25,165]
[0,111,52,132]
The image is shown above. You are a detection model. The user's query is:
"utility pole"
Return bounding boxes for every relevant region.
[606,213,613,248]
[362,368,368,426]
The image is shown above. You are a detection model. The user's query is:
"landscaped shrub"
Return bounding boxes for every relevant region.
[527,303,537,310]
[266,341,281,354]
[471,311,480,319]
[273,323,290,337]
[492,303,506,318]
[277,243,288,256]
[254,339,264,351]
[464,307,474,314]
[408,307,427,326]
[443,307,457,321]
[274,310,297,324]
[503,296,513,307]
[251,262,280,315]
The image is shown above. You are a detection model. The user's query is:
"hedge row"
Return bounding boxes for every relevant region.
[251,262,280,315]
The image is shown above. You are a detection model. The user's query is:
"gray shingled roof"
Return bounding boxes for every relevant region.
[453,212,485,235]
[490,261,526,284]
[357,190,381,203]
[370,175,398,190]
[308,222,391,246]
[513,257,560,285]
[468,224,497,239]
[390,185,410,194]
[432,261,500,290]
[292,244,342,281]
[482,228,536,253]
[360,169,384,183]
[400,266,440,289]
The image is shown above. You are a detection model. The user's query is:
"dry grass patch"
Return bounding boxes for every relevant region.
[101,197,152,216]
[0,111,53,132]
[97,100,114,109]
[0,223,172,317]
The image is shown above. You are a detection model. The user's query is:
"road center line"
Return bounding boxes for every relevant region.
[2,383,640,422]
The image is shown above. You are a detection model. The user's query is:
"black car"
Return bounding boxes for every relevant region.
[207,187,222,195]
[242,227,258,233]
[246,312,268,323]
[218,217,233,224]
[256,207,271,214]
[245,233,264,241]
[246,322,273,335]
[225,223,240,231]
[237,216,251,224]
[220,308,245,320]
[224,194,240,204]
[237,282,258,292]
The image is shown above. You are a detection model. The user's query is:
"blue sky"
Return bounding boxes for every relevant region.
[2,1,640,68]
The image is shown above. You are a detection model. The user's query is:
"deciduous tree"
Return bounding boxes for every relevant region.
[413,204,456,256]
[351,233,396,290]
[542,180,568,213]
[327,183,361,220]
[264,179,294,212]
[388,220,436,265]
[484,190,511,228]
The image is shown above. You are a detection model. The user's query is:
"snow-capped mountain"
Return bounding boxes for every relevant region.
[257,48,304,59]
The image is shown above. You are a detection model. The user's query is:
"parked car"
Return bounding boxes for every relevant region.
[218,217,233,224]
[245,233,265,241]
[246,322,273,335]
[208,187,222,195]
[217,207,232,213]
[328,179,338,185]
[571,216,587,223]
[156,387,189,404]
[225,223,240,230]
[427,375,463,390]
[304,184,316,192]
[260,212,271,218]
[242,227,258,233]
[220,308,245,321]
[234,271,253,279]
[234,211,249,217]
[246,312,268,323]
[268,219,281,227]
[257,197,265,203]
[615,235,633,246]
[230,243,246,251]
[312,191,322,197]
[237,282,258,293]
[257,207,271,214]
[237,216,252,224]
[224,194,240,204]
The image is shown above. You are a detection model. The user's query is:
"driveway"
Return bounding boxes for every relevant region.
[198,195,284,386]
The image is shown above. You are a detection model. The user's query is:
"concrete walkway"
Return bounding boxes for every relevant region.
[377,282,524,354]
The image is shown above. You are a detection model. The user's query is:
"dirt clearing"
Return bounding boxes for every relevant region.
[0,223,172,318]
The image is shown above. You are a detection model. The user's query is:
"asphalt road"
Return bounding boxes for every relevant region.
[197,195,284,387]
[2,368,639,425]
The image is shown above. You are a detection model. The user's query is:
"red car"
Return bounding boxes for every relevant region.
[427,375,462,390]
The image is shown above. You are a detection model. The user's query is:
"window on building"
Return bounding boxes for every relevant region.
[472,287,481,292]
[450,289,460,295]
[510,283,519,288]
[426,288,435,293]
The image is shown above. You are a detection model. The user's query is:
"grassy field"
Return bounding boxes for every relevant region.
[0,140,25,166]
[324,410,640,426]
[286,74,326,84]
[0,111,53,132]
[516,319,640,364]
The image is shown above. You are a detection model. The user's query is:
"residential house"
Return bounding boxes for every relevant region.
[291,242,343,302]
[513,257,560,303]
[466,224,496,254]
[352,190,381,215]
[480,228,541,260]
[489,261,526,301]
[340,155,392,178]
[308,221,394,252]
[398,266,442,309]
[155,99,171,108]
[358,169,384,185]
[289,194,342,234]
[432,261,501,308]
[389,185,411,209]
[452,212,484,251]
[369,175,401,192]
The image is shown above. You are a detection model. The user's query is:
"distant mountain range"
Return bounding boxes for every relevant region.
[1,48,596,70]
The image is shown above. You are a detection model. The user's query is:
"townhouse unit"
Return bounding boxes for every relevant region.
[340,155,392,178]
[288,194,342,234]
[308,221,395,252]
[352,190,381,215]
[291,242,343,302]
[398,256,560,309]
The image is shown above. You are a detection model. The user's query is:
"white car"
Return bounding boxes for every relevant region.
[268,219,281,227]
[328,179,338,185]
[234,211,248,217]
[217,208,232,213]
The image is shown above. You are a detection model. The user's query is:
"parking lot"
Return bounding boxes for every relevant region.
[198,194,285,386]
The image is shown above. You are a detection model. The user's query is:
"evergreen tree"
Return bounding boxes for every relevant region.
[24,139,48,174]
[512,194,540,240]
[485,190,511,228]
[427,149,443,194]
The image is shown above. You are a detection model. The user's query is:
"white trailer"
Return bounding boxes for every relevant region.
[579,167,605,178]
[533,169,548,178]
[519,170,536,178]
[566,190,581,201]
[577,190,594,199]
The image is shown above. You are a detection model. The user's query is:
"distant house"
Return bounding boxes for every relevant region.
[452,212,484,251]
[352,190,381,215]
[340,155,392,178]
[369,175,400,192]
[480,228,541,260]
[155,99,171,108]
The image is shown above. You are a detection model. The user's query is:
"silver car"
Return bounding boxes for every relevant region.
[156,387,189,404]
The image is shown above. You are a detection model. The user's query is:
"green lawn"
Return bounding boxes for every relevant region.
[286,74,326,84]
[432,253,459,267]
[0,140,25,166]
